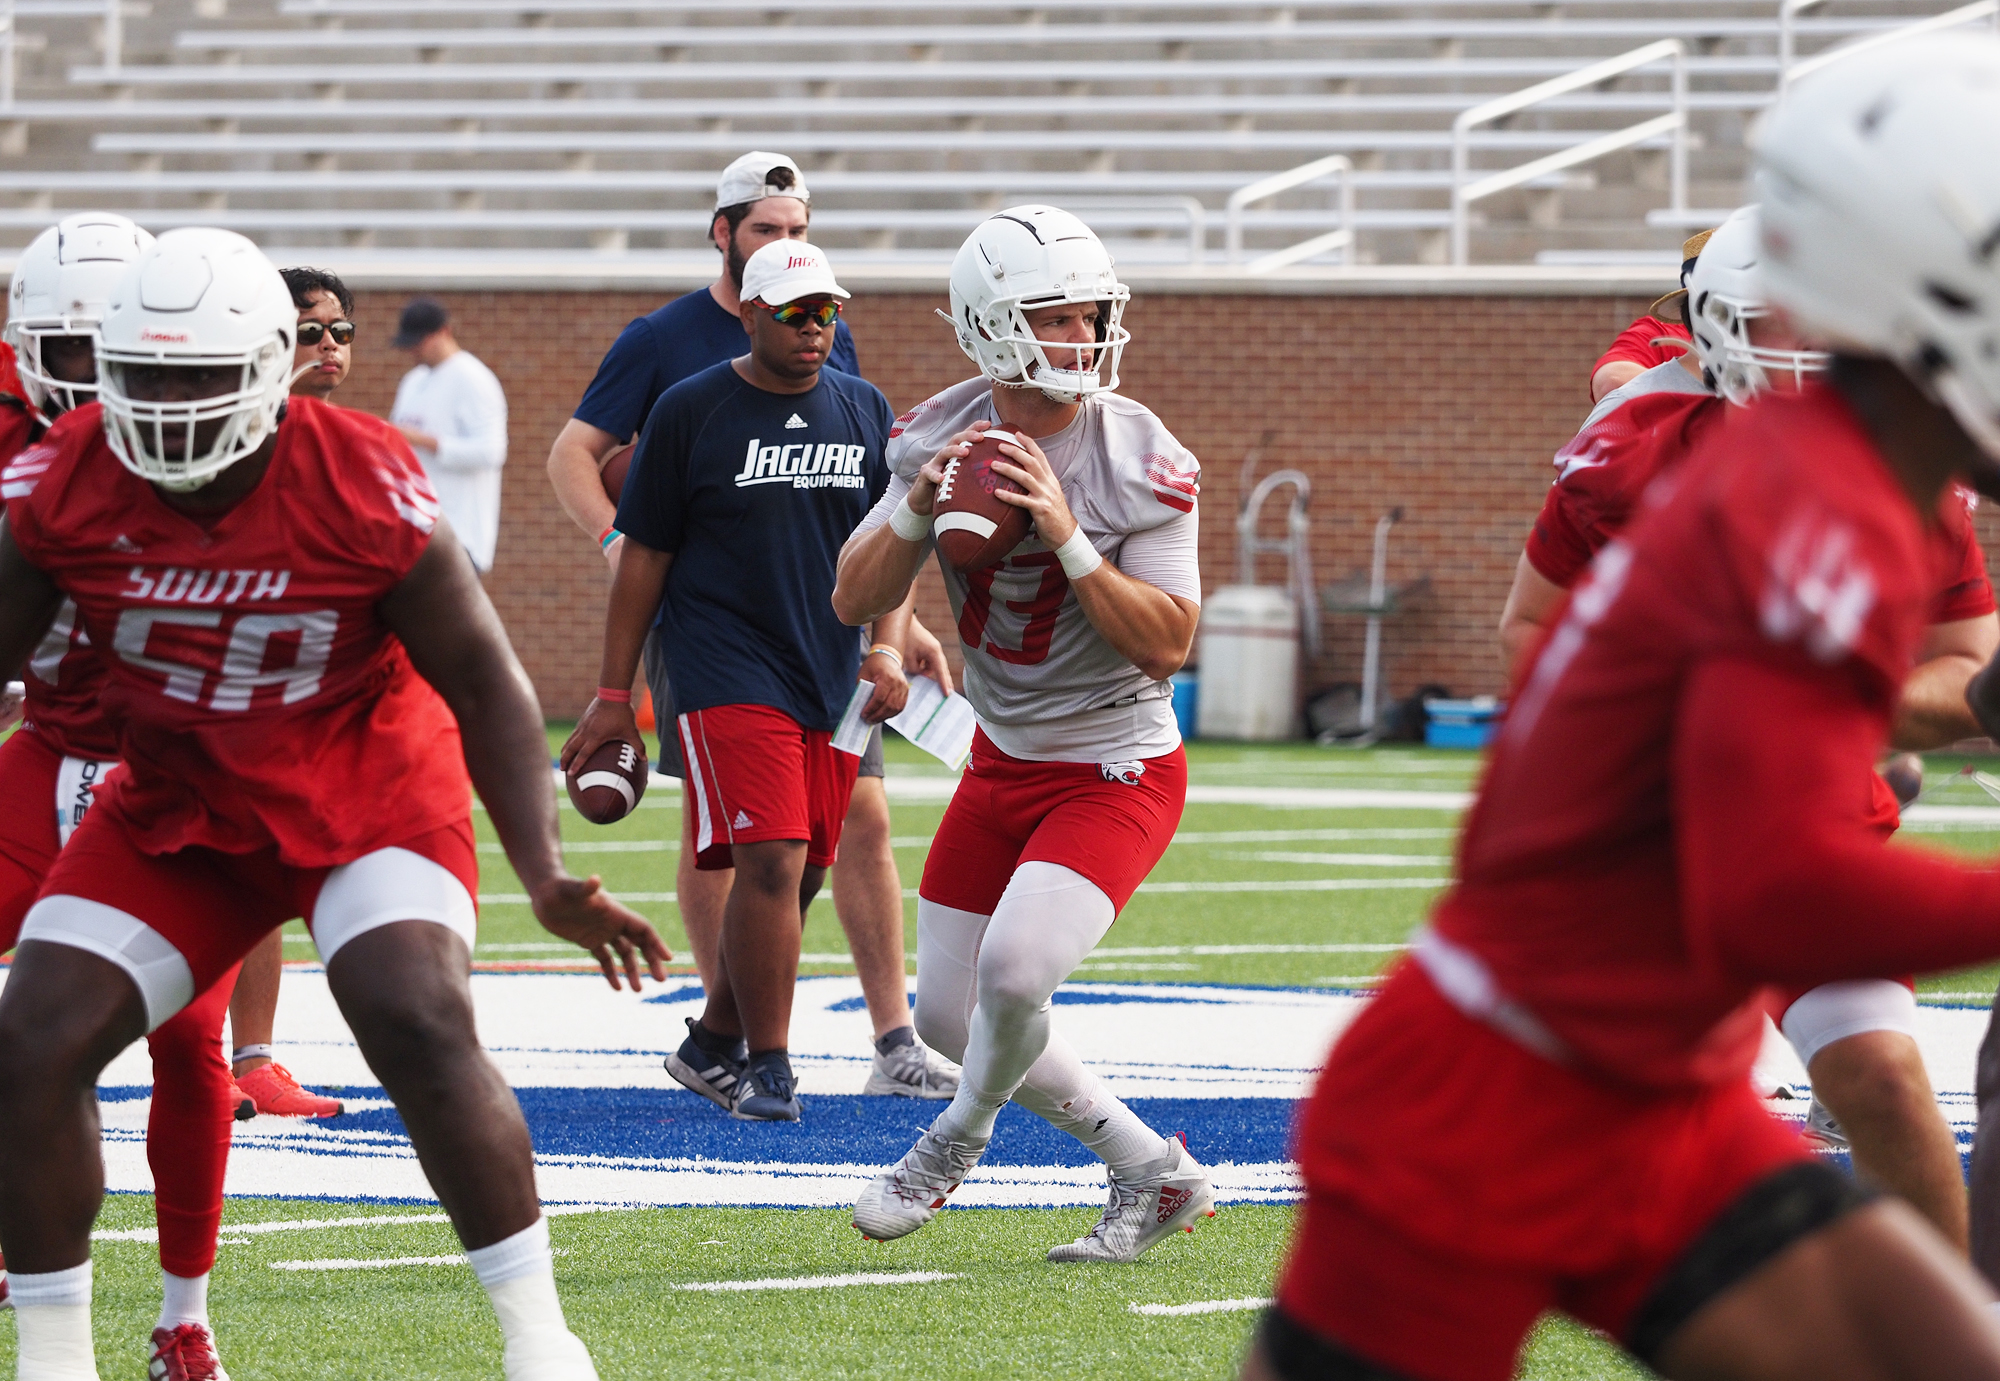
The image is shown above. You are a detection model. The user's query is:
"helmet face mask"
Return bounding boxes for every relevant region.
[5,213,154,427]
[93,227,295,493]
[946,206,1133,403]
[1684,205,1830,406]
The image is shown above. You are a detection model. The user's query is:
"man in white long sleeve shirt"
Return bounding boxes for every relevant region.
[390,297,509,571]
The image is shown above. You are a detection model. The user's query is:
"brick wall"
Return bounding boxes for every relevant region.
[334,287,1681,721]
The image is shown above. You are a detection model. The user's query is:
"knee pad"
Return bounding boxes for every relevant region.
[1780,980,1919,1070]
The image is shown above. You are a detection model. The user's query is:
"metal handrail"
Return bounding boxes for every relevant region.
[1450,38,1685,267]
[1785,0,1997,89]
[1057,194,1209,265]
[1226,154,1354,269]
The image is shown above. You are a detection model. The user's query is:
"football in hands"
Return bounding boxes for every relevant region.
[933,428,1033,571]
[566,736,649,825]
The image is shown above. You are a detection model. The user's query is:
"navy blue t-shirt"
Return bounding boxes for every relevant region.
[574,287,861,444]
[615,360,893,732]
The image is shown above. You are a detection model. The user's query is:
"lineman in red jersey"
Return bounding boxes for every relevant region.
[1250,43,2000,1381]
[0,229,668,1381]
[0,213,267,1380]
[835,208,1215,1259]
[1503,205,1994,1254]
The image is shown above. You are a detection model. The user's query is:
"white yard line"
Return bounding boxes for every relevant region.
[95,1203,618,1245]
[673,1271,958,1293]
[271,1255,467,1271]
[1227,852,1453,866]
[1131,1297,1274,1317]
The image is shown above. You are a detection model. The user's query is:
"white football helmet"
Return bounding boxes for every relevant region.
[1685,205,1829,405]
[945,206,1132,403]
[1754,33,2000,458]
[95,227,295,492]
[6,213,154,426]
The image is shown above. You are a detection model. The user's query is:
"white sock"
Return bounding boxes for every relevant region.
[158,1270,209,1330]
[467,1218,569,1341]
[1021,1075,1172,1181]
[11,1262,97,1380]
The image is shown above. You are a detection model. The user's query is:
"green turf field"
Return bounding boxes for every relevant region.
[4,733,1996,1378]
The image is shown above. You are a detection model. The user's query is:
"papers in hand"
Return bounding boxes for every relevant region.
[830,679,877,757]
[887,675,977,771]
[832,673,977,770]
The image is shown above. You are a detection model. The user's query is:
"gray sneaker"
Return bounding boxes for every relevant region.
[863,1037,960,1099]
[1803,1096,1848,1150]
[853,1123,985,1242]
[1047,1137,1216,1263]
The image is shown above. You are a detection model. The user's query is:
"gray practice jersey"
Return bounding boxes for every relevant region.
[855,376,1203,763]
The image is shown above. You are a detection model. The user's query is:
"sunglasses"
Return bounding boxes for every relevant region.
[762,298,842,328]
[296,320,356,346]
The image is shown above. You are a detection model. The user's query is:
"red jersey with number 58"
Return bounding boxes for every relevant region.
[3,396,470,866]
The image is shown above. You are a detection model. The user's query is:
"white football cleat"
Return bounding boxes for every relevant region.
[502,1327,599,1381]
[1047,1137,1216,1263]
[852,1124,986,1242]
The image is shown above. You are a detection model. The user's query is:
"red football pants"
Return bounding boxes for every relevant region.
[0,728,236,1278]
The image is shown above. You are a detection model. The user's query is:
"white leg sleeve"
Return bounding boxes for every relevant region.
[1782,980,1920,1070]
[913,898,989,1066]
[937,863,1116,1145]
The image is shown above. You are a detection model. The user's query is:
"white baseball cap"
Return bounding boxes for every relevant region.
[715,151,811,212]
[740,240,849,307]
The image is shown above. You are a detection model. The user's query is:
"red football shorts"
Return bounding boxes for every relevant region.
[23,803,477,1031]
[0,725,117,952]
[677,704,860,871]
[919,730,1186,915]
[1277,964,1810,1381]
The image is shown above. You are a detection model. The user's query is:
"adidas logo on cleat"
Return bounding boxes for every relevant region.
[1156,1186,1191,1224]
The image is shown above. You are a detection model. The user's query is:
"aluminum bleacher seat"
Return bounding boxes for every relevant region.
[0,0,1986,267]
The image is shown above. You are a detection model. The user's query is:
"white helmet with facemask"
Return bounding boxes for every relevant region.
[6,213,154,426]
[945,206,1131,404]
[1754,34,2000,459]
[94,227,295,493]
[1685,205,1829,405]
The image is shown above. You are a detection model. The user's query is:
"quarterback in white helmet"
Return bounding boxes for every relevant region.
[834,206,1214,1262]
[0,226,669,1381]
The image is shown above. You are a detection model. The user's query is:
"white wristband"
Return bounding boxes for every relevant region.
[889,497,931,542]
[1055,527,1102,579]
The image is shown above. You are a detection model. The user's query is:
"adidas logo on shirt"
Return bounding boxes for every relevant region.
[785,413,809,430]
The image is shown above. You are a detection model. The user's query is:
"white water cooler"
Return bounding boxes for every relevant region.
[1196,584,1301,740]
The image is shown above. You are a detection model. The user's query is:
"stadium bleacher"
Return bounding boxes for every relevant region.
[0,0,1990,268]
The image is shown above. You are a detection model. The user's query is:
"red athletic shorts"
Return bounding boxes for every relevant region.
[1278,964,1811,1381]
[677,704,860,872]
[0,725,118,952]
[919,730,1186,914]
[27,802,477,1026]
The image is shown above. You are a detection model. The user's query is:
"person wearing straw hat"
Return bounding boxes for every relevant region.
[1587,227,1712,402]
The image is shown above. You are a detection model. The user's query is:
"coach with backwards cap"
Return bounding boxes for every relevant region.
[561,241,900,1122]
[546,151,960,1105]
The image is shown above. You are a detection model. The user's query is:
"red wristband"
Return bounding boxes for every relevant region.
[595,687,633,704]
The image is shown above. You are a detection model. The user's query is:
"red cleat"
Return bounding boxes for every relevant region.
[236,1063,342,1119]
[149,1323,230,1380]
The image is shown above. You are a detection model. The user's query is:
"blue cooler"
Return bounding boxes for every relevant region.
[1171,672,1199,742]
[1424,696,1503,749]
